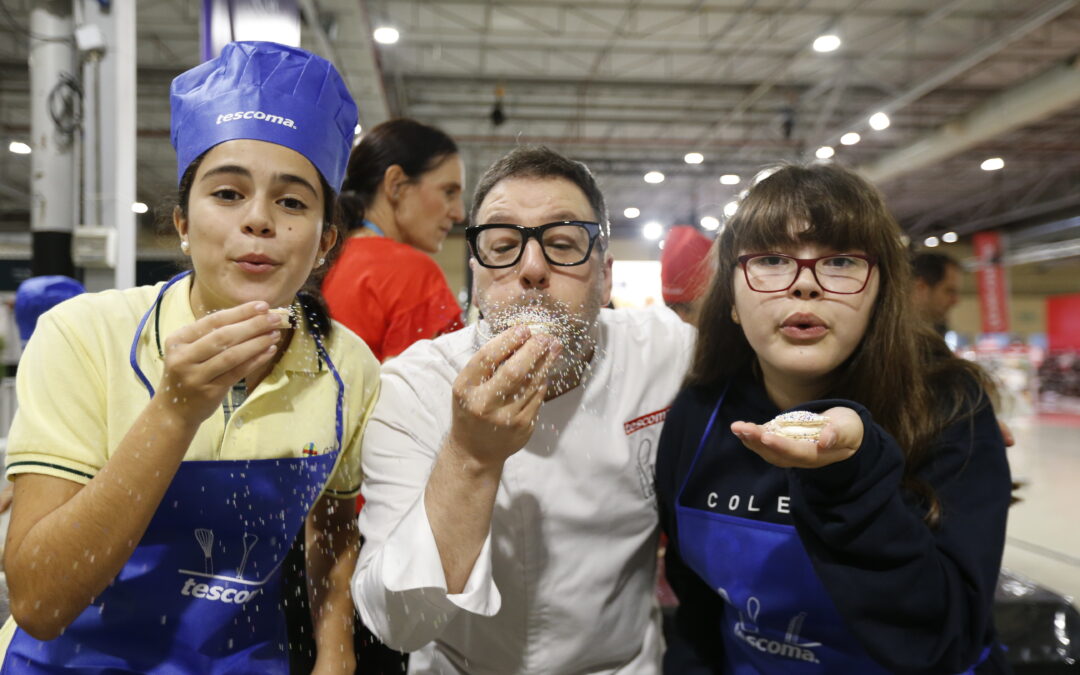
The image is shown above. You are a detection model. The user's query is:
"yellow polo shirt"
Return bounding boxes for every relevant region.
[5,274,379,496]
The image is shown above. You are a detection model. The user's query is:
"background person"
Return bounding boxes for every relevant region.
[322,118,465,362]
[656,164,1012,673]
[660,225,713,326]
[352,145,694,673]
[0,276,87,514]
[911,250,961,335]
[910,251,1017,447]
[13,275,86,349]
[0,41,378,674]
[317,118,466,672]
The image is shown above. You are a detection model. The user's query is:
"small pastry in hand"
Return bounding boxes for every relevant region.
[507,309,557,336]
[763,410,829,441]
[268,307,294,329]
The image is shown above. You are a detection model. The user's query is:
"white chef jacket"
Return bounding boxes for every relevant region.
[352,306,696,674]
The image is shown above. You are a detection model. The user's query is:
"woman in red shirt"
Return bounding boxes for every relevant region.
[322,118,465,361]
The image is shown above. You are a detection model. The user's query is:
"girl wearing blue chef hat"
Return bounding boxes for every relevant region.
[0,42,378,674]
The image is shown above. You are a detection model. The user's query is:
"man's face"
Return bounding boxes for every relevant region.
[915,263,961,324]
[471,176,612,366]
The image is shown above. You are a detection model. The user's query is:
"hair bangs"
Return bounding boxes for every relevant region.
[731,165,896,259]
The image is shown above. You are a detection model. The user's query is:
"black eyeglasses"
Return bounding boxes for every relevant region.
[737,253,877,294]
[467,221,603,269]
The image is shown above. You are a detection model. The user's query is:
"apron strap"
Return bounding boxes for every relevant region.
[130,271,191,398]
[675,380,730,501]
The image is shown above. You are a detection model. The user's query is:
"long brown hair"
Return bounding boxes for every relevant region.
[688,163,994,526]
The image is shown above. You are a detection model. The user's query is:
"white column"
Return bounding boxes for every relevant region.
[29,0,76,274]
[79,0,137,291]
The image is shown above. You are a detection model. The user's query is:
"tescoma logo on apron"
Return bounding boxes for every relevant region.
[177,527,278,605]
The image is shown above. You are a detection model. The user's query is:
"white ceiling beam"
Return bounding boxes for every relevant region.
[816,0,1078,150]
[862,54,1080,184]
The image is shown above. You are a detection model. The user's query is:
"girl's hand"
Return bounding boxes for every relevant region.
[730,406,864,469]
[154,301,285,425]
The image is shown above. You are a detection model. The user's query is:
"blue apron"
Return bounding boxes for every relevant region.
[3,273,345,674]
[674,385,989,674]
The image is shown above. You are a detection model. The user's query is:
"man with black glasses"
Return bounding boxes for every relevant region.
[352,145,695,674]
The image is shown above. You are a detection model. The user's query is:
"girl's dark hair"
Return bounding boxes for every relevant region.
[339,118,459,230]
[174,151,343,338]
[688,163,997,527]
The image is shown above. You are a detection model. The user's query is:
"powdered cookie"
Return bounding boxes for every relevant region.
[503,308,559,337]
[764,410,829,441]
[268,307,293,329]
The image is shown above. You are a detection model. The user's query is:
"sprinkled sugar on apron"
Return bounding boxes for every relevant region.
[4,273,345,674]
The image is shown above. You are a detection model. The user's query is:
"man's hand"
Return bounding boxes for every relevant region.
[446,326,561,469]
[731,407,864,469]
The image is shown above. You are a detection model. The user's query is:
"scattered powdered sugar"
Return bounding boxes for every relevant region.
[476,294,590,350]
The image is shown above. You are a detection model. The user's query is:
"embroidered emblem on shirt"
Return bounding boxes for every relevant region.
[637,437,656,501]
[623,407,669,435]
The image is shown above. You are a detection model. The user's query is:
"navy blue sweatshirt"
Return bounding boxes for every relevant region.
[656,368,1013,674]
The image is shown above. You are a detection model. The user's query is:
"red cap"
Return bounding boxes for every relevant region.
[661,226,713,304]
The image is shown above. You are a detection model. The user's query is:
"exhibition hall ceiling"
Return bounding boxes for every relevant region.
[1,0,1079,245]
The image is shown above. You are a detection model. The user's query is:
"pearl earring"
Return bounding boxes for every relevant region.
[180,240,190,254]
[317,257,326,267]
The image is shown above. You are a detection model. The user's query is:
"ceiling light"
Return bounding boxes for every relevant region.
[980,157,1004,171]
[840,132,861,145]
[644,171,665,184]
[924,236,940,248]
[868,112,890,130]
[815,146,835,159]
[719,174,740,185]
[8,141,31,155]
[658,240,666,250]
[131,202,148,214]
[623,207,640,218]
[642,221,663,240]
[684,152,704,165]
[354,124,363,135]
[700,216,720,231]
[373,27,399,44]
[813,34,841,53]
[723,200,739,217]
[942,231,958,243]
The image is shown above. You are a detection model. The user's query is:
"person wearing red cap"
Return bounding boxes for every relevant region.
[661,225,714,325]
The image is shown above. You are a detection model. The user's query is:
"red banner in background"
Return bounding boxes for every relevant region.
[1047,293,1080,351]
[973,230,1010,334]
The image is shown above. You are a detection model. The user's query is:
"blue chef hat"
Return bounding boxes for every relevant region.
[15,275,86,344]
[170,41,357,191]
